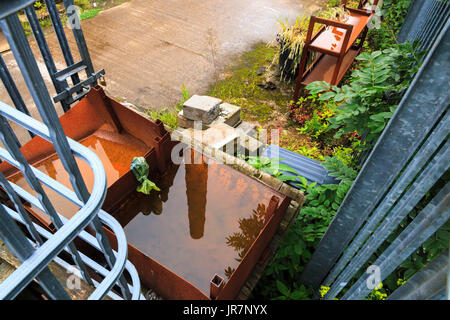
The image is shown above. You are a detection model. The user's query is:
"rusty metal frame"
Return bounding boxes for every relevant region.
[293,0,379,101]
[103,172,292,300]
[0,87,172,227]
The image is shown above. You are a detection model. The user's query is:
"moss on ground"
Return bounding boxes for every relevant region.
[207,42,338,161]
[207,42,292,125]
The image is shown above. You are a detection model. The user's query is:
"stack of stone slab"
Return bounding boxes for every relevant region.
[176,95,264,156]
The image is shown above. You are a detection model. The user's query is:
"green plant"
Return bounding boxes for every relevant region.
[366,283,388,300]
[253,156,357,299]
[319,285,331,298]
[276,3,350,80]
[365,0,413,51]
[148,108,179,129]
[20,1,53,36]
[74,0,91,10]
[80,9,101,20]
[147,85,191,129]
[306,41,425,146]
[289,90,357,161]
[275,281,313,300]
[296,98,335,141]
[176,84,190,111]
[382,0,413,35]
[242,156,311,190]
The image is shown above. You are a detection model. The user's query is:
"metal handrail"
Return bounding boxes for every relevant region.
[0,101,142,300]
[0,0,142,299]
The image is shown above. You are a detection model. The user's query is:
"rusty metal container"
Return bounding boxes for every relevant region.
[1,88,292,299]
[105,147,291,299]
[1,86,172,227]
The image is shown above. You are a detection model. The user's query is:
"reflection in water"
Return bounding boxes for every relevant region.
[224,203,266,279]
[120,148,277,295]
[225,203,266,263]
[185,149,208,239]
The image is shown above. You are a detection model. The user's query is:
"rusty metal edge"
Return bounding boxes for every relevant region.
[124,106,305,205]
[127,106,306,300]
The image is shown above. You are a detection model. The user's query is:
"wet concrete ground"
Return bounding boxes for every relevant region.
[1,0,321,143]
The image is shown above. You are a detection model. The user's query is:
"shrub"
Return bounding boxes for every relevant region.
[305,41,425,146]
[253,156,357,299]
[276,3,352,80]
[366,0,413,50]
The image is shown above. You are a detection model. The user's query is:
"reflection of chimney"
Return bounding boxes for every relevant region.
[185,149,208,239]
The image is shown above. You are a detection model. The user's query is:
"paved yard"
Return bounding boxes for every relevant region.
[1,0,320,143]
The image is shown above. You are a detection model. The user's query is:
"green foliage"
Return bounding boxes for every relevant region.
[80,9,101,20]
[366,0,413,51]
[292,94,336,141]
[289,85,359,163]
[148,108,179,129]
[74,0,91,10]
[319,286,330,298]
[242,156,312,190]
[20,2,53,36]
[274,281,313,300]
[300,157,356,233]
[253,156,357,299]
[176,84,190,110]
[366,283,388,300]
[383,0,413,34]
[147,85,190,129]
[306,42,425,145]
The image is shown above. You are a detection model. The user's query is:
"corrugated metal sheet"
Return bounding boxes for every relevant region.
[262,144,338,188]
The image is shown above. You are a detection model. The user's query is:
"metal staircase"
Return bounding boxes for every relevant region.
[0,0,141,300]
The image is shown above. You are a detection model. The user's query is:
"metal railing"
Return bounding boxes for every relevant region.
[398,0,450,52]
[0,102,142,299]
[0,0,142,299]
[300,0,449,300]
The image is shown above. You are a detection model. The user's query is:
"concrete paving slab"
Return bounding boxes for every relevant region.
[218,102,241,127]
[182,95,221,123]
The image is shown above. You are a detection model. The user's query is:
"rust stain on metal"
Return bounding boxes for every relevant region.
[0,88,292,300]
